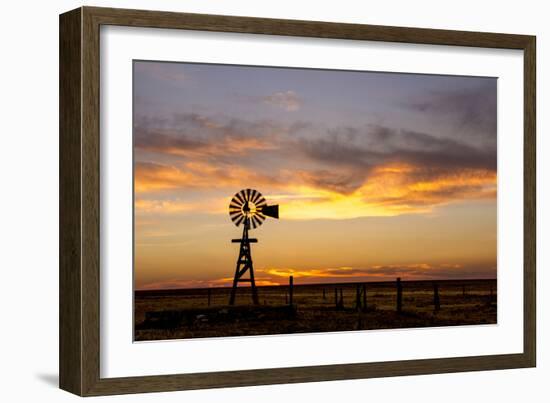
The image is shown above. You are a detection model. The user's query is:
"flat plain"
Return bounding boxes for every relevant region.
[134,279,497,341]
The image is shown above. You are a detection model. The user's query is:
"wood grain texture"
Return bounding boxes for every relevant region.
[86,6,532,49]
[59,8,82,396]
[81,7,102,396]
[59,6,537,396]
[523,38,536,367]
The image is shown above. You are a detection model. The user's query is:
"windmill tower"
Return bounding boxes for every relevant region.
[228,189,279,305]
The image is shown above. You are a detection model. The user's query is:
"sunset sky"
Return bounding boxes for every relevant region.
[133,60,497,290]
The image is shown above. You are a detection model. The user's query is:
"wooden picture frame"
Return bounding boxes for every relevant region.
[59,6,536,396]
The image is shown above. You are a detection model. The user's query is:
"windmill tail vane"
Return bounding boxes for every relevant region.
[228,189,279,305]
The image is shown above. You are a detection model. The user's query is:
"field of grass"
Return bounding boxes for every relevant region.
[134,279,496,341]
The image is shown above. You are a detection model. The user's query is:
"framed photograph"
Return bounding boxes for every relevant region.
[59,6,536,396]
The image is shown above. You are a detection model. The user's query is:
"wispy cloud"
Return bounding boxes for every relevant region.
[257,263,492,281]
[282,164,496,219]
[136,276,280,290]
[135,262,496,290]
[134,161,283,195]
[135,198,224,215]
[262,90,302,111]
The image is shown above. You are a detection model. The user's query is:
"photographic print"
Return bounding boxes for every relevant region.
[133,60,497,341]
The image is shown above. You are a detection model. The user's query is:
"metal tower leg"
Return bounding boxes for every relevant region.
[229,218,259,305]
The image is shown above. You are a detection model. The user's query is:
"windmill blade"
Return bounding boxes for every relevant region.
[229,202,242,214]
[260,204,279,219]
[255,196,267,207]
[229,203,243,212]
[242,189,249,202]
[231,194,243,204]
[251,215,263,229]
[256,211,266,220]
[257,216,266,228]
[233,190,244,206]
[230,200,243,209]
[234,214,245,227]
[250,189,262,204]
[230,215,243,226]
[230,210,243,219]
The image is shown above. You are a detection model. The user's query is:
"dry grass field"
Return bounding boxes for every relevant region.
[134,279,496,341]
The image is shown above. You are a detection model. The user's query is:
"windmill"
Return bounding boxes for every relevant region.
[229,189,279,305]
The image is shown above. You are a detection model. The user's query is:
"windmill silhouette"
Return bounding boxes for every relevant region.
[228,189,279,305]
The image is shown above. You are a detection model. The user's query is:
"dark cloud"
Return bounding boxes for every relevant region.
[295,169,367,194]
[296,135,382,170]
[295,124,496,174]
[399,81,497,142]
[134,128,206,152]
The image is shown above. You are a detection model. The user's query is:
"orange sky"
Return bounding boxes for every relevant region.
[133,61,497,290]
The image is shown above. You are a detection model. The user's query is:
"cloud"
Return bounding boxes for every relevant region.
[399,82,497,143]
[262,90,302,111]
[294,169,367,194]
[359,163,496,206]
[296,124,496,174]
[135,162,197,193]
[135,160,284,197]
[136,276,280,290]
[282,163,496,219]
[135,262,496,289]
[257,263,496,283]
[135,130,276,158]
[134,113,282,159]
[135,198,222,215]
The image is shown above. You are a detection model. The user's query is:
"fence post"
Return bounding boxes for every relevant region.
[396,277,403,313]
[462,285,466,297]
[339,288,344,309]
[207,289,211,307]
[289,275,294,306]
[334,288,338,308]
[362,283,367,311]
[433,282,440,312]
[356,284,361,311]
